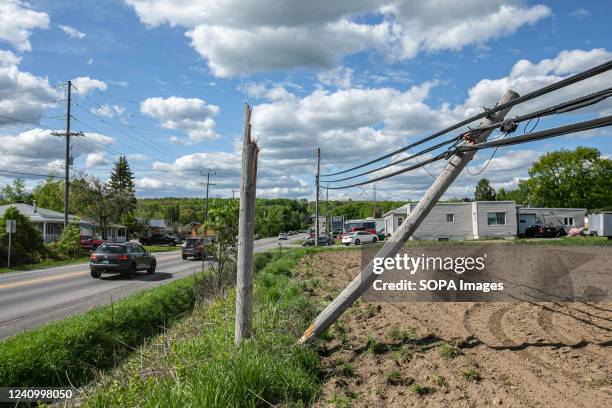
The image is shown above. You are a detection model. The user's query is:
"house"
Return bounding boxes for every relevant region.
[517,207,586,235]
[137,218,172,236]
[0,203,126,243]
[384,201,588,240]
[384,201,517,240]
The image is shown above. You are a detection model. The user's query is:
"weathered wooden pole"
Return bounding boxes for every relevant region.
[315,148,320,246]
[299,90,520,344]
[235,103,259,345]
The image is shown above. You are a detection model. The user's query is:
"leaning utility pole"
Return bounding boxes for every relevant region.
[202,169,216,226]
[314,148,320,246]
[52,80,83,226]
[299,90,520,344]
[235,103,259,345]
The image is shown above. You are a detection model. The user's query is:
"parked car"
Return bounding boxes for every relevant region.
[342,231,378,245]
[524,225,566,238]
[278,232,288,240]
[90,242,156,278]
[79,235,105,251]
[181,237,205,260]
[140,234,180,246]
[302,236,333,246]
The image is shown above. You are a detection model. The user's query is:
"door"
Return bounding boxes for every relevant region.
[519,213,536,234]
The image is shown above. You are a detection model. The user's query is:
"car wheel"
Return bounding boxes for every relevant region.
[373,237,378,243]
[124,263,137,279]
[355,239,360,245]
[90,270,101,278]
[147,261,156,274]
[182,255,188,260]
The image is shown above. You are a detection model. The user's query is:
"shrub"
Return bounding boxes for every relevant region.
[0,206,46,266]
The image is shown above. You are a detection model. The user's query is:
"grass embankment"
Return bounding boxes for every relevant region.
[0,274,200,387]
[80,248,324,407]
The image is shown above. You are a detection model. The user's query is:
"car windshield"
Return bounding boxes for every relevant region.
[95,244,125,254]
[185,238,201,246]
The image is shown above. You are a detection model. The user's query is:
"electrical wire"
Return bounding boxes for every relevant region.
[0,169,64,179]
[321,59,612,177]
[321,87,612,183]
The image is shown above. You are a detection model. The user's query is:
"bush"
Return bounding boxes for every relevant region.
[51,217,84,259]
[0,206,46,266]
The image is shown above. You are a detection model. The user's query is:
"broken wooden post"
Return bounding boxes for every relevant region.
[299,90,520,344]
[235,103,259,345]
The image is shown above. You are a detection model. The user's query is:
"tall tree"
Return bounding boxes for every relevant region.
[108,156,137,231]
[0,178,32,205]
[71,177,119,240]
[32,177,64,211]
[474,178,496,201]
[518,147,612,209]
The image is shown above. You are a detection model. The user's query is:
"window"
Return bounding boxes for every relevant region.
[437,237,450,242]
[397,217,404,228]
[563,217,574,226]
[487,212,506,226]
[45,223,63,236]
[446,214,454,223]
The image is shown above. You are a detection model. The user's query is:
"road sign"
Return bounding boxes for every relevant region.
[6,220,16,233]
[331,216,344,232]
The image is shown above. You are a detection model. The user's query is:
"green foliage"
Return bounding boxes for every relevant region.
[71,177,119,240]
[109,156,137,233]
[410,383,432,395]
[517,147,612,209]
[474,178,496,201]
[388,324,416,343]
[52,217,83,259]
[0,206,45,266]
[31,177,64,212]
[0,275,198,387]
[0,178,32,205]
[438,342,462,359]
[461,367,482,381]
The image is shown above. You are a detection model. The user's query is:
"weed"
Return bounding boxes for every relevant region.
[336,358,355,377]
[365,336,387,354]
[438,343,462,359]
[432,374,448,387]
[461,367,482,381]
[410,383,432,395]
[388,324,417,343]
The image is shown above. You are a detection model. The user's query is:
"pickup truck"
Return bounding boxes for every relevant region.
[79,235,106,251]
[139,234,180,246]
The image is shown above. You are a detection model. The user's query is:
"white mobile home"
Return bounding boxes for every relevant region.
[517,207,586,235]
[383,201,517,241]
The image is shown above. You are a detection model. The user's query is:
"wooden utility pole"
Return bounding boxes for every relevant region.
[315,148,320,246]
[202,169,216,225]
[235,103,259,345]
[52,80,83,226]
[299,90,520,344]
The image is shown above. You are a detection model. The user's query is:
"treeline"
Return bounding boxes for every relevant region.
[475,147,611,210]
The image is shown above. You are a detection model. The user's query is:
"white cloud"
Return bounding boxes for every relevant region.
[140,96,220,144]
[85,152,108,168]
[569,9,590,19]
[59,25,86,39]
[0,128,115,175]
[91,104,126,118]
[72,76,108,95]
[317,66,353,89]
[0,0,49,52]
[124,0,551,77]
[0,50,61,126]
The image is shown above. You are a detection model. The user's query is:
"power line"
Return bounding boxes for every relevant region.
[321,86,612,184]
[321,59,612,177]
[0,169,64,179]
[457,115,612,152]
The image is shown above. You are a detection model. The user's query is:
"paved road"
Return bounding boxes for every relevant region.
[0,235,306,340]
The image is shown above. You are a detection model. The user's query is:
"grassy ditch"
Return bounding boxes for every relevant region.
[0,274,201,387]
[78,248,324,407]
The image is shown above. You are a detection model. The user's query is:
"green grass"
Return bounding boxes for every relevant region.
[144,245,181,253]
[461,367,482,381]
[0,273,201,387]
[79,248,326,407]
[514,236,612,246]
[410,383,432,395]
[0,255,90,274]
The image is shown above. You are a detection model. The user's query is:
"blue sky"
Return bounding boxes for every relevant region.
[0,0,610,200]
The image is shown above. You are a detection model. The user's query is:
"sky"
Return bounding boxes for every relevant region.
[0,0,610,202]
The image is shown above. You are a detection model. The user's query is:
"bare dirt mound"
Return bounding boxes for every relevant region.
[295,248,611,407]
